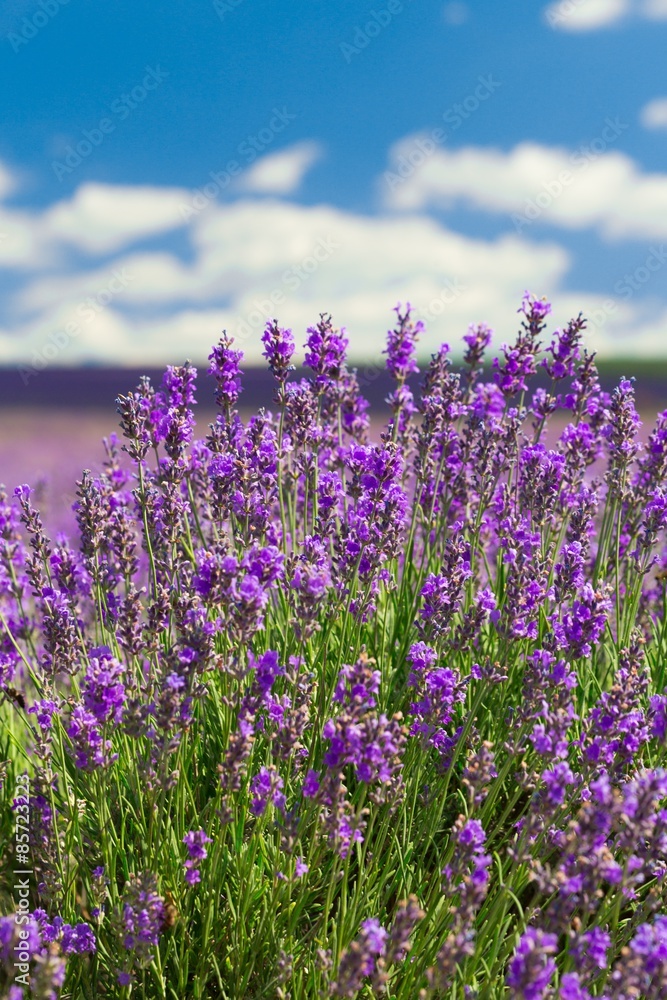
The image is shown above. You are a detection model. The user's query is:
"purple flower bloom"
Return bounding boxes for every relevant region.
[463,322,492,372]
[610,915,667,998]
[541,761,575,807]
[559,973,592,1000]
[80,646,125,725]
[61,922,96,955]
[384,303,421,382]
[406,642,467,763]
[578,639,650,772]
[385,896,423,966]
[572,926,610,972]
[333,917,388,996]
[304,314,348,389]
[605,377,642,501]
[249,766,285,816]
[67,704,117,770]
[250,649,284,699]
[506,928,558,1000]
[493,292,549,396]
[294,857,309,878]
[117,873,165,972]
[361,918,388,955]
[543,314,585,380]
[262,319,296,382]
[208,332,244,408]
[158,362,197,462]
[417,535,472,639]
[288,535,333,639]
[302,769,320,798]
[29,698,59,731]
[183,829,212,861]
[551,584,612,659]
[0,913,41,964]
[650,693,667,741]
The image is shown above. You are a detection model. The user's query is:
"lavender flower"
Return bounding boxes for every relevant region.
[605,377,642,501]
[182,829,212,885]
[60,922,97,955]
[559,973,593,1000]
[116,872,166,975]
[384,302,421,382]
[304,313,348,389]
[463,322,492,375]
[7,293,667,997]
[406,642,467,762]
[208,332,244,409]
[431,816,492,989]
[609,915,667,998]
[506,927,558,1000]
[493,292,550,396]
[332,918,388,997]
[249,766,286,816]
[417,532,472,640]
[262,319,296,383]
[551,584,612,659]
[543,313,586,380]
[80,646,125,725]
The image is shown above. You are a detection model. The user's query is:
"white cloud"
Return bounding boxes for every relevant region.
[543,0,667,29]
[385,139,667,240]
[642,0,667,17]
[544,0,630,31]
[640,97,667,130]
[40,182,190,253]
[442,2,469,25]
[3,195,572,366]
[0,161,16,201]
[0,206,48,268]
[235,142,323,195]
[1,157,667,368]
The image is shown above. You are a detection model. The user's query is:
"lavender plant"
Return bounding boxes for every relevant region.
[1,296,667,999]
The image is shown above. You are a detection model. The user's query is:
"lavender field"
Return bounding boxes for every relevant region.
[2,297,667,999]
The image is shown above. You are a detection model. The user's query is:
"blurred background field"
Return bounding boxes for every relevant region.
[2,359,667,536]
[3,0,667,542]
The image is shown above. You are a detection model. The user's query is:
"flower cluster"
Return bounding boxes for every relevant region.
[3,295,667,998]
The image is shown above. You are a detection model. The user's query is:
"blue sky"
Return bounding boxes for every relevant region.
[1,0,667,369]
